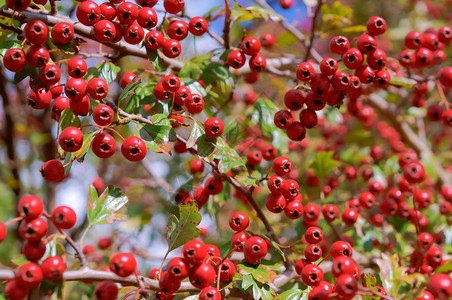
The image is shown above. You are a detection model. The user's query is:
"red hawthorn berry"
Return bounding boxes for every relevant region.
[158,271,181,294]
[51,206,77,229]
[41,256,66,281]
[39,64,61,86]
[0,222,6,243]
[301,264,323,286]
[426,273,452,300]
[244,236,268,264]
[265,193,286,213]
[109,253,136,277]
[121,136,147,161]
[342,208,359,226]
[40,159,65,182]
[16,262,43,289]
[188,16,208,36]
[241,36,261,56]
[6,0,31,11]
[144,30,165,50]
[305,244,322,261]
[59,126,84,152]
[335,274,358,298]
[204,117,224,138]
[25,20,49,45]
[320,57,338,76]
[164,0,185,14]
[272,156,293,176]
[124,22,144,45]
[17,195,44,220]
[261,145,277,161]
[296,62,315,81]
[247,150,262,166]
[93,104,114,126]
[94,20,117,42]
[185,94,204,114]
[199,287,221,300]
[26,45,49,68]
[229,211,249,231]
[249,54,266,72]
[137,7,158,29]
[330,36,350,55]
[162,39,182,58]
[76,1,101,26]
[23,240,46,262]
[284,89,305,110]
[95,281,118,300]
[330,241,353,258]
[366,16,387,36]
[3,48,26,72]
[67,57,88,78]
[356,33,377,54]
[322,204,339,222]
[343,48,364,69]
[228,49,246,69]
[274,110,293,129]
[284,199,303,219]
[190,159,204,174]
[92,133,116,158]
[305,226,323,244]
[189,262,216,289]
[260,33,275,48]
[28,88,52,110]
[403,161,425,184]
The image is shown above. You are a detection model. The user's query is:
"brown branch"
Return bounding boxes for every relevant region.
[49,0,58,15]
[223,0,231,49]
[303,0,323,61]
[0,22,22,35]
[365,94,451,186]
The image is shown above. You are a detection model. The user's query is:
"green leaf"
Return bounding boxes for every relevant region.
[98,61,120,84]
[196,135,217,157]
[87,185,128,226]
[147,49,165,72]
[236,176,259,187]
[274,289,304,300]
[362,274,379,300]
[436,260,452,273]
[200,62,231,85]
[186,120,204,149]
[58,109,81,132]
[213,140,246,173]
[237,263,278,283]
[310,151,339,179]
[0,40,21,56]
[239,274,274,300]
[118,76,142,104]
[224,119,240,146]
[166,200,202,252]
[231,2,282,24]
[253,99,279,137]
[14,64,37,83]
[390,76,415,88]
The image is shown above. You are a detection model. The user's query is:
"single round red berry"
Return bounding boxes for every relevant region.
[109,253,137,277]
[40,159,65,182]
[93,104,114,126]
[94,20,117,42]
[3,48,26,72]
[189,16,208,36]
[144,30,165,50]
[204,117,224,138]
[166,257,189,280]
[23,240,46,262]
[76,1,101,26]
[95,281,119,300]
[228,49,246,69]
[92,133,116,158]
[137,7,158,29]
[59,126,84,152]
[189,262,216,289]
[241,36,261,56]
[124,22,144,44]
[16,262,43,289]
[229,211,249,232]
[167,20,188,41]
[199,287,221,300]
[25,20,49,45]
[162,39,182,58]
[330,36,350,55]
[366,16,387,36]
[183,240,207,265]
[164,0,185,14]
[121,136,147,161]
[41,256,66,281]
[51,206,77,229]
[301,264,323,286]
[272,156,293,176]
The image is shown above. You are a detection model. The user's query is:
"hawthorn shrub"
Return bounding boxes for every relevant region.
[0,0,451,299]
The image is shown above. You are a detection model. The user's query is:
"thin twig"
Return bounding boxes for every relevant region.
[50,0,58,15]
[223,0,231,49]
[0,22,22,34]
[303,0,323,61]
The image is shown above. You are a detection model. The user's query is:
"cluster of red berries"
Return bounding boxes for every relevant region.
[229,212,269,265]
[227,36,267,73]
[75,0,207,58]
[1,195,76,299]
[264,156,305,218]
[146,240,223,300]
[274,16,392,142]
